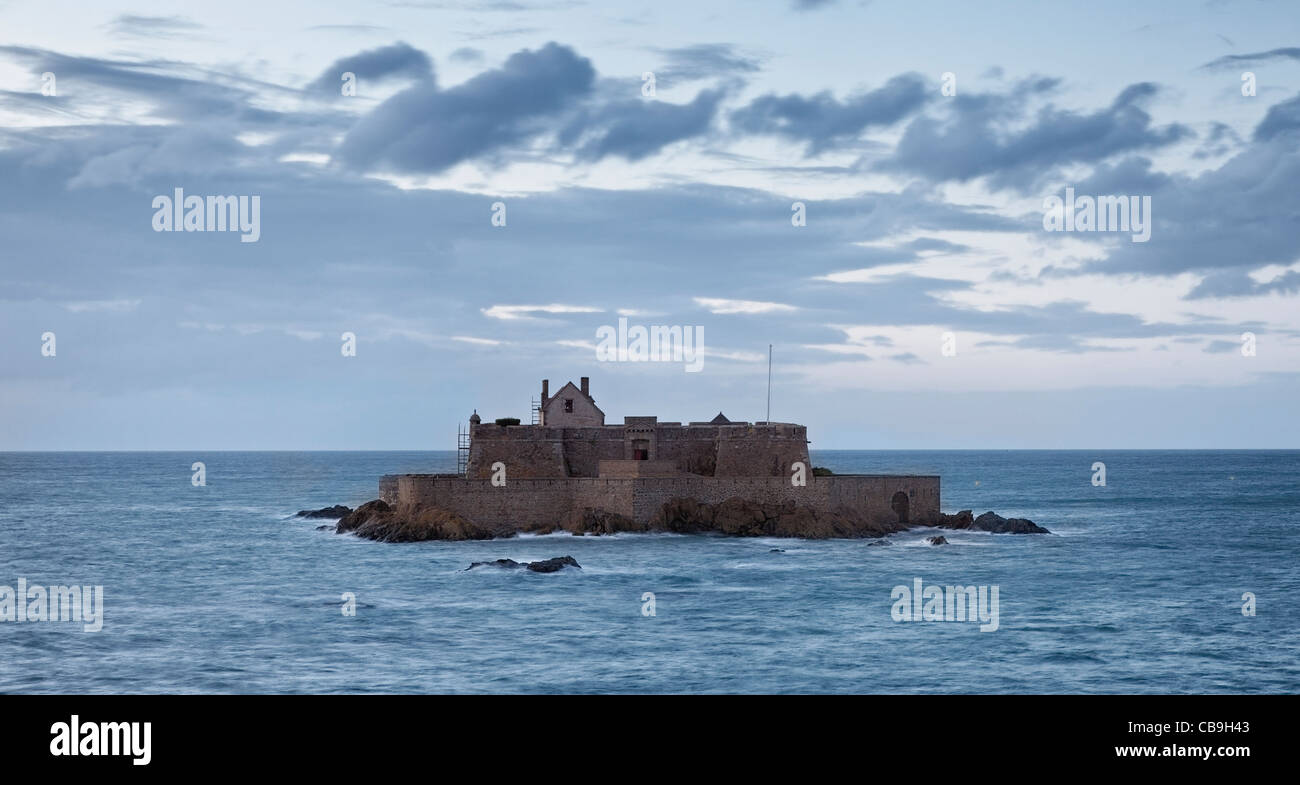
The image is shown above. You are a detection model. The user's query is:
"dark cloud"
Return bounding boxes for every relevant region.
[1187,270,1300,299]
[653,43,763,84]
[1254,92,1300,141]
[730,73,929,153]
[306,42,434,94]
[877,80,1191,191]
[0,45,305,127]
[1201,46,1300,69]
[564,88,726,161]
[336,42,595,173]
[1193,121,1243,159]
[1078,96,1300,280]
[449,47,485,63]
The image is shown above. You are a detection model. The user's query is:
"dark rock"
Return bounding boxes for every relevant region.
[337,499,496,542]
[769,548,785,553]
[525,556,581,573]
[315,524,332,531]
[922,509,1049,534]
[466,556,580,573]
[297,504,353,519]
[557,507,644,535]
[928,535,949,545]
[467,558,521,570]
[971,511,1050,534]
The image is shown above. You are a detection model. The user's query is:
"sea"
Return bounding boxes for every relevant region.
[0,450,1296,694]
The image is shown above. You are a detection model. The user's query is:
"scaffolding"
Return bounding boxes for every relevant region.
[530,396,541,425]
[456,422,470,476]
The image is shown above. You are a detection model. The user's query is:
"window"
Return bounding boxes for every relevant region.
[564,398,573,413]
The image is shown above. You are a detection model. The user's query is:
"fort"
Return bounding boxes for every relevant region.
[357,376,942,540]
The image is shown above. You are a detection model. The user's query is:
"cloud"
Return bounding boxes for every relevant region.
[566,88,726,161]
[1200,47,1300,69]
[106,15,203,39]
[449,47,485,63]
[306,42,434,94]
[730,73,929,154]
[652,43,763,84]
[1186,270,1300,299]
[482,303,603,320]
[335,42,595,173]
[1078,99,1300,279]
[64,298,141,313]
[694,297,797,315]
[878,80,1191,191]
[1202,339,1240,353]
[1254,92,1300,142]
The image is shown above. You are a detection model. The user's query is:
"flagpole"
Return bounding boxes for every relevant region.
[766,344,772,423]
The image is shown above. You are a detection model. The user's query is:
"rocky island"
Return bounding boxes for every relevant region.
[302,376,1048,543]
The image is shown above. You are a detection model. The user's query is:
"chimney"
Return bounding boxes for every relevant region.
[541,379,549,401]
[580,376,589,397]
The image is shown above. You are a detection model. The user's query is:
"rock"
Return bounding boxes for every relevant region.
[928,535,949,545]
[922,509,1048,534]
[337,499,496,542]
[465,556,580,572]
[971,511,1050,534]
[525,556,581,573]
[557,507,644,536]
[315,524,332,531]
[297,504,353,519]
[929,509,974,529]
[466,558,521,570]
[769,548,785,553]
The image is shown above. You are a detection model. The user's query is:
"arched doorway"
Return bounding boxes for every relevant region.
[890,491,910,523]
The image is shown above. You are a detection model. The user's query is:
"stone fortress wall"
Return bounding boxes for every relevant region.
[380,473,941,529]
[464,420,811,480]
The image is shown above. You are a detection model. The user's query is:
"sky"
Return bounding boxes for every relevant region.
[1,0,1299,449]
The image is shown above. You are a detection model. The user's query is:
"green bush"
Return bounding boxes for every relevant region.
[494,417,521,426]
[812,466,834,476]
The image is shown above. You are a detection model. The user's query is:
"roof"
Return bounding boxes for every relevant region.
[542,380,605,417]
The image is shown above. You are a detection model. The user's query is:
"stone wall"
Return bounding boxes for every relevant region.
[463,421,810,479]
[379,473,940,532]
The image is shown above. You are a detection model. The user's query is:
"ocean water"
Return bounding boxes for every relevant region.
[0,450,1296,694]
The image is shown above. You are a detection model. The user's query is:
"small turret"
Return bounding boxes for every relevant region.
[469,410,481,425]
